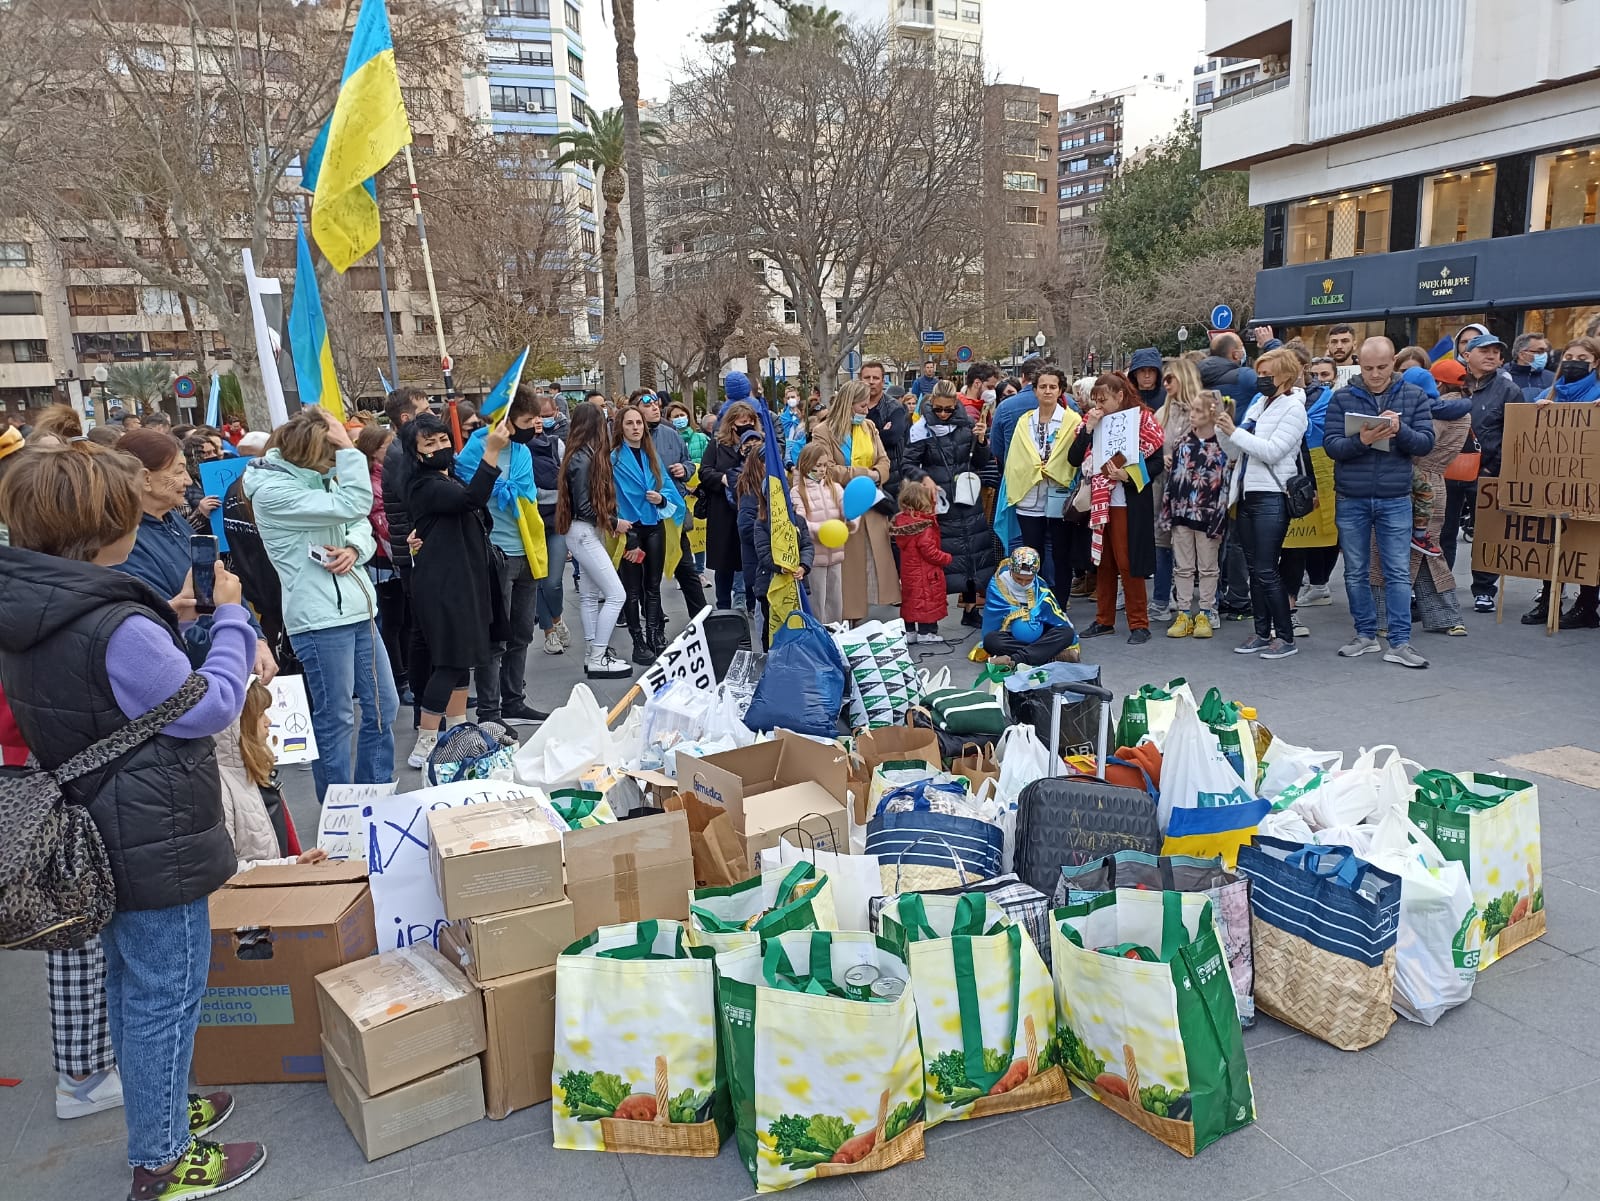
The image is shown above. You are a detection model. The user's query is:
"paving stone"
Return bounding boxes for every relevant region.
[1470,953,1600,1050]
[1494,1081,1600,1194]
[1324,1122,1577,1201]
[859,1114,1106,1201]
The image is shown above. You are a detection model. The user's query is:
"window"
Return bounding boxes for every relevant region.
[345,267,381,291]
[938,0,957,17]
[585,270,600,295]
[414,314,438,335]
[1004,171,1040,192]
[962,3,980,20]
[782,299,797,325]
[0,242,29,268]
[1066,158,1089,174]
[1006,205,1041,225]
[487,39,553,66]
[833,298,845,323]
[1086,181,1104,194]
[1530,144,1600,232]
[564,1,580,30]
[74,332,143,359]
[580,228,597,252]
[1088,129,1106,143]
[1285,186,1392,264]
[1005,302,1038,321]
[1060,135,1085,151]
[1196,85,1214,106]
[567,50,584,79]
[0,340,46,363]
[576,184,595,212]
[271,194,302,221]
[1421,164,1495,246]
[1004,135,1036,157]
[141,287,182,316]
[145,331,189,356]
[68,285,136,316]
[1060,183,1084,199]
[483,0,550,15]
[752,257,767,279]
[0,292,40,315]
[490,85,556,113]
[1003,99,1035,122]
[587,313,602,338]
[1061,204,1084,220]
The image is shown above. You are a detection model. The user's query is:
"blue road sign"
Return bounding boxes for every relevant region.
[955,345,972,363]
[920,329,946,345]
[1209,304,1234,330]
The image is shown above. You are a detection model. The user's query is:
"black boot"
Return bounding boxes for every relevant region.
[647,618,668,655]
[1521,583,1551,626]
[1559,603,1600,630]
[625,611,652,665]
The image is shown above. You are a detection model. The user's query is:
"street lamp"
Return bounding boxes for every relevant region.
[93,365,110,417]
[766,342,779,394]
[1178,325,1189,353]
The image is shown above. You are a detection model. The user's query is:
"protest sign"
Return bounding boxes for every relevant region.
[1092,407,1139,472]
[1472,477,1600,586]
[266,674,318,764]
[1282,447,1338,548]
[317,781,399,861]
[363,779,552,952]
[198,458,249,550]
[639,604,715,694]
[1499,402,1600,519]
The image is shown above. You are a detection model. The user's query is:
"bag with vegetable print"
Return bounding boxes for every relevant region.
[716,930,926,1192]
[878,893,1069,1128]
[553,920,730,1156]
[1051,888,1255,1157]
[686,862,838,953]
[1409,771,1543,970]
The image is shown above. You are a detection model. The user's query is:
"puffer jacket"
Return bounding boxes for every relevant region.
[1322,375,1435,499]
[214,720,280,865]
[790,476,849,567]
[241,447,377,635]
[1199,354,1260,411]
[904,402,998,592]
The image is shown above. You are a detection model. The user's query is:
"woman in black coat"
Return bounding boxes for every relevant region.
[403,412,509,767]
[698,401,760,610]
[904,382,997,626]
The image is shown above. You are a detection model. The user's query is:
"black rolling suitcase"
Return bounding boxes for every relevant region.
[1012,678,1162,896]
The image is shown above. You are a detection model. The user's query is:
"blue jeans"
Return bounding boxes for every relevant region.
[536,528,568,629]
[1336,495,1413,645]
[102,900,210,1169]
[290,620,399,800]
[1153,546,1174,609]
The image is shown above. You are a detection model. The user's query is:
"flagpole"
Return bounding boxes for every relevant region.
[402,144,459,444]
[373,180,401,394]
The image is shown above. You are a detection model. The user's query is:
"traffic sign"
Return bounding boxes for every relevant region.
[926,343,946,356]
[920,329,946,345]
[173,375,196,399]
[955,345,972,363]
[845,348,861,374]
[1209,304,1234,330]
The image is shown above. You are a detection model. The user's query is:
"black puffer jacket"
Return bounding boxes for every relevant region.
[381,434,415,572]
[0,548,234,911]
[904,404,998,592]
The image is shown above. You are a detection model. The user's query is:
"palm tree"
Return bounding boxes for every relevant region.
[552,104,663,350]
[612,0,657,389]
[775,4,845,47]
[104,362,170,417]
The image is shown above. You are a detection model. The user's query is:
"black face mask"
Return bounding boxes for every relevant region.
[510,424,539,444]
[419,446,455,472]
[1559,359,1594,383]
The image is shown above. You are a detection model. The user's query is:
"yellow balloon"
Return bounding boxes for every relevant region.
[817,519,849,549]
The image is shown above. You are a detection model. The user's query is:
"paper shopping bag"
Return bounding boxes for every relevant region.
[686,862,837,953]
[1051,889,1254,1156]
[878,894,1068,1127]
[663,791,748,889]
[553,920,729,1155]
[716,931,925,1192]
[951,742,1001,798]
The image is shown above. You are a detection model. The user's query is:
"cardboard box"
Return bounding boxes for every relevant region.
[323,1039,484,1160]
[477,964,558,1119]
[564,810,695,938]
[315,944,487,1096]
[439,896,574,983]
[428,801,565,920]
[194,860,375,1085]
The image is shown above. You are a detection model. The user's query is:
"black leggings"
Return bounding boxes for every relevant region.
[420,667,470,716]
[620,522,666,632]
[1238,492,1293,642]
[374,575,408,688]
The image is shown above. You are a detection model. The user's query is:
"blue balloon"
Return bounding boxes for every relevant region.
[842,476,878,521]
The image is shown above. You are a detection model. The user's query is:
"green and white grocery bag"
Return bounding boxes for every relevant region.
[1115,678,1195,748]
[1051,889,1254,1157]
[687,862,838,953]
[553,920,730,1156]
[1410,771,1544,970]
[548,787,617,830]
[716,930,926,1192]
[879,894,1069,1127]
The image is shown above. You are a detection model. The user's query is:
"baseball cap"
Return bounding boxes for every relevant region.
[1430,359,1468,388]
[1466,333,1507,354]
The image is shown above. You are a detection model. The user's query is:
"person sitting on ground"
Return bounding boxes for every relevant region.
[978,546,1078,666]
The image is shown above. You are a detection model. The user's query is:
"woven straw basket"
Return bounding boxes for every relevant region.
[969,1015,1072,1119]
[813,1091,926,1177]
[1250,917,1396,1051]
[1496,909,1547,963]
[599,1056,722,1157]
[1093,1045,1196,1157]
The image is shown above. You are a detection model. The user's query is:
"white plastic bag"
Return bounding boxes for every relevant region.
[1293,745,1418,831]
[1367,805,1478,1025]
[1258,736,1344,801]
[917,665,952,696]
[995,723,1053,806]
[514,683,609,788]
[1310,823,1379,858]
[1257,807,1316,844]
[703,685,759,748]
[641,678,718,750]
[757,839,882,931]
[1157,695,1253,832]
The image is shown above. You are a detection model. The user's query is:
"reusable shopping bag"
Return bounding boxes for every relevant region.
[716,931,926,1192]
[1162,798,1272,870]
[1051,888,1255,1156]
[548,788,617,831]
[743,612,846,738]
[553,920,730,1156]
[687,862,838,953]
[756,839,882,932]
[1237,837,1402,1050]
[833,620,917,730]
[922,687,1009,739]
[867,784,1004,881]
[1114,678,1196,748]
[1409,771,1543,969]
[1158,695,1254,831]
[878,894,1069,1127]
[1196,688,1258,796]
[1057,852,1255,1028]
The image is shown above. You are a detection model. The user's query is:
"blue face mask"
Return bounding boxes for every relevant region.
[672,416,688,431]
[542,417,557,430]
[1530,352,1549,372]
[852,413,866,426]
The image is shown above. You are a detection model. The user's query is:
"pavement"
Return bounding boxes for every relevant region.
[4,563,1600,1201]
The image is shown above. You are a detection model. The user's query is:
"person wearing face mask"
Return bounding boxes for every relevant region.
[790,442,850,624]
[668,400,708,462]
[1508,332,1554,399]
[906,379,996,628]
[1525,337,1600,630]
[638,391,708,619]
[402,411,510,767]
[523,394,573,656]
[700,399,761,610]
[453,386,550,725]
[960,362,998,420]
[779,387,806,466]
[810,379,900,622]
[979,546,1078,666]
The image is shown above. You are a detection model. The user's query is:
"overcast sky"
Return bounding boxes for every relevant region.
[583,0,1206,111]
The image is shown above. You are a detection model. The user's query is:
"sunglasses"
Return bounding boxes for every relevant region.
[930,407,956,418]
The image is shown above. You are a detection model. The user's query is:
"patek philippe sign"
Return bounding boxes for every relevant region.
[1416,256,1477,304]
[1305,270,1353,313]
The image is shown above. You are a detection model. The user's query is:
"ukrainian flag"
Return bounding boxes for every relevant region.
[1123,455,1150,491]
[480,347,529,426]
[757,403,808,642]
[311,0,411,273]
[288,216,344,420]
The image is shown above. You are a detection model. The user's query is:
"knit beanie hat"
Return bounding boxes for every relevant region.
[723,371,752,403]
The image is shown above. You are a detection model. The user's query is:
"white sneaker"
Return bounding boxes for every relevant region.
[918,632,947,645]
[1299,584,1333,607]
[407,729,439,770]
[584,649,633,679]
[543,629,563,655]
[56,1067,123,1120]
[552,618,573,649]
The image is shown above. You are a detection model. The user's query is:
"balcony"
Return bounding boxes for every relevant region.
[1201,70,1305,171]
[0,362,57,390]
[0,314,48,342]
[896,3,935,28]
[1205,0,1293,60]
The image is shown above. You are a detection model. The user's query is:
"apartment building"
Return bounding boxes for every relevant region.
[1202,0,1600,353]
[1192,54,1263,124]
[884,0,983,61]
[988,84,1060,349]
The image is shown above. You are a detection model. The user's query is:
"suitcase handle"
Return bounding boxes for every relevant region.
[1049,680,1112,702]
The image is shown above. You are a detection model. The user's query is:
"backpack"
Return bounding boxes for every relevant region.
[0,673,208,952]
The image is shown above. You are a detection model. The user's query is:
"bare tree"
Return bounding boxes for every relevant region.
[668,25,986,401]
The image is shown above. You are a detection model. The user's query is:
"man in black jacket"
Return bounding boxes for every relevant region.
[1459,334,1525,612]
[382,386,431,710]
[862,359,908,516]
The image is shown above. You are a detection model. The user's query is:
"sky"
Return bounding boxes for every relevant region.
[583,0,1206,112]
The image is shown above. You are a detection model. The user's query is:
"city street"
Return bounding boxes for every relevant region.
[3,566,1598,1201]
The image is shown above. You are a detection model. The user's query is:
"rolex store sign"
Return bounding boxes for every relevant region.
[1306,269,1353,313]
[1417,256,1477,304]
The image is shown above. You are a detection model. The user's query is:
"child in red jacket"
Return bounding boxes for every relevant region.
[891,477,953,643]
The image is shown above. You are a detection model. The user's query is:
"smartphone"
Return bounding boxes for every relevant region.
[190,535,219,615]
[308,545,334,567]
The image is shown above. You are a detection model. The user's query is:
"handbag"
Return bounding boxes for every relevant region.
[1444,427,1482,482]
[426,721,519,785]
[0,672,208,951]
[1043,485,1069,519]
[1262,436,1317,519]
[953,471,982,506]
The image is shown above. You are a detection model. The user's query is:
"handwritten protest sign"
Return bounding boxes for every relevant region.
[265,675,317,764]
[1282,447,1338,548]
[1091,407,1139,473]
[1499,402,1600,519]
[1471,477,1600,585]
[639,604,715,695]
[197,458,249,550]
[317,781,398,861]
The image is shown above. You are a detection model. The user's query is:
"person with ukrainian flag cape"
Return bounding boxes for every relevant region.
[993,365,1083,601]
[977,546,1078,666]
[610,401,686,665]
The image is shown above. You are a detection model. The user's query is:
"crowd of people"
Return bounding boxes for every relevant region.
[0,312,1598,1198]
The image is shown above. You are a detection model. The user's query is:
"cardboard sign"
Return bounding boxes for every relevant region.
[639,604,715,694]
[318,782,398,861]
[266,674,318,764]
[1499,402,1600,519]
[1281,446,1338,549]
[198,457,249,550]
[1091,407,1140,473]
[1471,477,1600,585]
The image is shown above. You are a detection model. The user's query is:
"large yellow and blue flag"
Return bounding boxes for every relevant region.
[756,403,809,641]
[480,347,530,426]
[310,0,411,272]
[288,216,344,420]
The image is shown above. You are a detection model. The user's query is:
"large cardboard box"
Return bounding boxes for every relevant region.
[323,1038,484,1160]
[439,897,574,984]
[427,801,565,920]
[676,733,851,872]
[477,964,558,1119]
[194,861,375,1085]
[315,944,487,1096]
[564,810,695,938]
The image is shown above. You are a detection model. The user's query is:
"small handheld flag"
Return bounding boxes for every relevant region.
[480,347,530,426]
[205,373,221,428]
[288,217,345,421]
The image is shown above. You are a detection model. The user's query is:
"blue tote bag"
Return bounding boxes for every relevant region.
[742,611,846,738]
